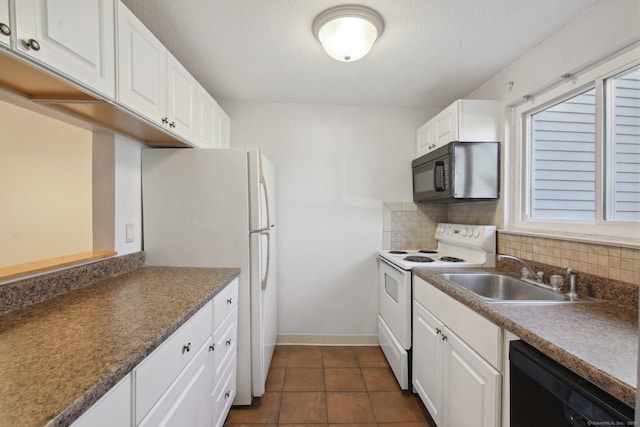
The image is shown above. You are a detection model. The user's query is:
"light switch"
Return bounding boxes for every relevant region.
[125,223,134,243]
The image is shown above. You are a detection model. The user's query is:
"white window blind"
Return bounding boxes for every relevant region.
[608,66,640,221]
[530,89,596,220]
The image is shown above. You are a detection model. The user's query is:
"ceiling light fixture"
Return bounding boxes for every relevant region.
[312,5,384,62]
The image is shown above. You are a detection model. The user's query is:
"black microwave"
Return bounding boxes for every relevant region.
[412,141,500,203]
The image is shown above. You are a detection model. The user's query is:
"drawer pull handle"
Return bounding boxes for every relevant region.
[226,298,233,305]
[226,339,232,347]
[23,38,41,51]
[0,23,10,36]
[224,391,231,399]
[161,117,169,124]
[435,328,441,335]
[169,121,176,128]
[441,334,448,342]
[209,343,215,352]
[183,343,192,353]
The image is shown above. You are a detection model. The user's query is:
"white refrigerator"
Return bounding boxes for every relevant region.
[141,148,277,405]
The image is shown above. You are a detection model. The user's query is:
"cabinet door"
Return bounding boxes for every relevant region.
[412,300,443,425]
[214,102,230,148]
[434,101,459,146]
[0,1,10,48]
[442,329,500,427]
[14,0,115,98]
[194,84,216,148]
[139,338,214,427]
[416,121,434,157]
[71,374,131,427]
[117,1,166,125]
[166,53,197,141]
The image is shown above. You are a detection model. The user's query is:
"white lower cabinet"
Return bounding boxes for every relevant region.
[73,278,239,427]
[412,276,501,427]
[71,374,131,427]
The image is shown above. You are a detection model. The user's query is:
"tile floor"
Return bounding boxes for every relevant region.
[225,345,436,427]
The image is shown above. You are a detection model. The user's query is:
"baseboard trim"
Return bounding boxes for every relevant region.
[277,334,378,346]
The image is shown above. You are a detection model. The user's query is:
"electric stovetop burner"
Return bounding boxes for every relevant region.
[439,256,466,263]
[404,256,435,263]
[419,250,438,254]
[389,250,408,254]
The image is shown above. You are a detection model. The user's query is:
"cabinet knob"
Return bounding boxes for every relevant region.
[182,342,192,353]
[209,343,215,352]
[226,339,232,347]
[227,298,233,305]
[169,121,176,128]
[162,117,169,124]
[0,23,11,36]
[435,328,441,335]
[441,334,448,341]
[224,391,231,399]
[23,38,41,51]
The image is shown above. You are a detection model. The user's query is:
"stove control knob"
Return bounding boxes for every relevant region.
[437,226,444,234]
[461,228,468,237]
[473,230,480,239]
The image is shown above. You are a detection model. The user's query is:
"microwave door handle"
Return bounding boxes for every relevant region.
[434,161,446,192]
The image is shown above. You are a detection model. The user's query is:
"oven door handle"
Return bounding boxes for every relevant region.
[378,256,406,274]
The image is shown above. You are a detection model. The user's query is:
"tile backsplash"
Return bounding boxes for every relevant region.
[498,233,640,285]
[382,202,447,249]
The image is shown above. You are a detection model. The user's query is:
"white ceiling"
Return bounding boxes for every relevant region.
[121,0,602,109]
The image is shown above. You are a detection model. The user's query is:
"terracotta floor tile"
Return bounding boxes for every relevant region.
[324,368,366,391]
[226,392,282,424]
[355,346,389,367]
[361,367,401,391]
[271,346,289,368]
[279,392,327,423]
[326,392,377,424]
[382,422,436,427]
[284,368,324,391]
[286,347,324,368]
[369,391,426,423]
[328,424,377,427]
[266,367,285,391]
[322,347,359,367]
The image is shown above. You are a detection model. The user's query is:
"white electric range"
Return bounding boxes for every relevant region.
[377,223,497,389]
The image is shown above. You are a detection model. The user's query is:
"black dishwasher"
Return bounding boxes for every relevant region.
[509,341,634,426]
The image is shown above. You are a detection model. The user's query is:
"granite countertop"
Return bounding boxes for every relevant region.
[0,266,240,427]
[413,268,638,407]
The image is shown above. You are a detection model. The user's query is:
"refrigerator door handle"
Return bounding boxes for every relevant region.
[258,154,272,230]
[260,230,270,291]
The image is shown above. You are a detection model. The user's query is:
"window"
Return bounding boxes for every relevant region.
[510,51,640,244]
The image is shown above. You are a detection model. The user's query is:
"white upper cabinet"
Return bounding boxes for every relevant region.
[166,52,197,141]
[0,1,10,48]
[214,101,230,148]
[117,2,197,142]
[14,0,116,99]
[195,84,231,148]
[117,1,167,126]
[416,99,498,158]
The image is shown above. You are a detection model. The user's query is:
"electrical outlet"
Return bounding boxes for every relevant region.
[125,223,134,243]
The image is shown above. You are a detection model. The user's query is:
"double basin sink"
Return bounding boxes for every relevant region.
[438,272,598,304]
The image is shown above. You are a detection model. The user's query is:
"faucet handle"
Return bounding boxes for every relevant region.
[566,267,576,276]
[536,271,544,282]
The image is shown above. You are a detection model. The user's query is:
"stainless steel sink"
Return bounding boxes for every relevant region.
[438,272,596,303]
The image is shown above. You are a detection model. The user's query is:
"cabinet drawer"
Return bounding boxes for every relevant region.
[214,278,238,329]
[213,305,238,381]
[414,276,501,369]
[212,355,237,427]
[138,337,213,427]
[135,300,213,423]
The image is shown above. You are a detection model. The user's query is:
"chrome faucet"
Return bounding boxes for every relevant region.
[497,255,544,283]
[566,267,578,299]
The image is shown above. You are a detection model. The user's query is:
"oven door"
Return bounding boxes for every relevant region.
[378,257,411,349]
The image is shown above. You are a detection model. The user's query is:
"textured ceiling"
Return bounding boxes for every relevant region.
[121,0,602,108]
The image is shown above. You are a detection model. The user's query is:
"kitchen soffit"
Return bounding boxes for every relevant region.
[121,0,601,108]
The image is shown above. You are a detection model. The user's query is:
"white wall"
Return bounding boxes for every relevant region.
[0,99,93,267]
[114,134,144,255]
[222,102,431,342]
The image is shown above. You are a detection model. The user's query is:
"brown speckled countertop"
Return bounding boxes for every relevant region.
[413,268,637,407]
[0,266,240,427]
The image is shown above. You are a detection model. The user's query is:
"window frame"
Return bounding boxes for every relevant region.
[507,48,640,246]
